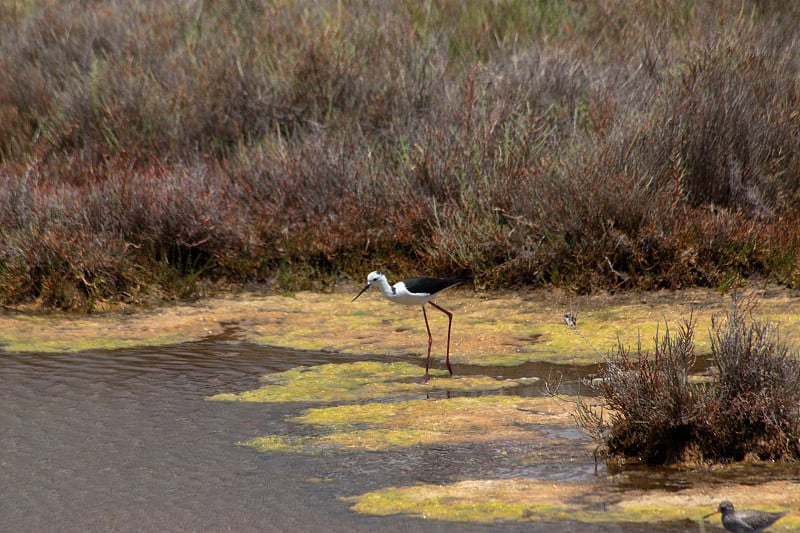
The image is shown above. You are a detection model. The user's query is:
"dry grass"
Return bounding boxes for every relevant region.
[1,1,799,309]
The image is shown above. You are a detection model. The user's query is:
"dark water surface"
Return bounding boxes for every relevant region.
[0,333,744,533]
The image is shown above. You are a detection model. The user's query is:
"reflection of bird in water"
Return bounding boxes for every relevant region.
[353,271,467,384]
[703,501,789,532]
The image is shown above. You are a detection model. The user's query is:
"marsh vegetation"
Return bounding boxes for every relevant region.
[578,297,800,465]
[1,1,799,310]
[2,0,799,485]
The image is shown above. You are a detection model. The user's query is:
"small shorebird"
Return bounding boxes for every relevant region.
[703,501,789,532]
[352,271,468,383]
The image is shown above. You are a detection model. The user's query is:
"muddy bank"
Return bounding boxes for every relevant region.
[3,285,799,366]
[346,478,800,529]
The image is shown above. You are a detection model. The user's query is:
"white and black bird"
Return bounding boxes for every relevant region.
[703,501,789,533]
[352,271,468,383]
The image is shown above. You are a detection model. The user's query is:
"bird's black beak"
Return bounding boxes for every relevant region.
[702,510,720,519]
[352,283,371,302]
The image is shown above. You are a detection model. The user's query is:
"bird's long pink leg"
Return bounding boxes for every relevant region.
[428,301,454,375]
[422,305,433,383]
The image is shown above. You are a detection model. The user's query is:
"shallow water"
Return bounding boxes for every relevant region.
[0,330,793,532]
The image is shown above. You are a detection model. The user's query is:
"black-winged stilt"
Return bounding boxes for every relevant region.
[703,501,789,532]
[352,271,468,383]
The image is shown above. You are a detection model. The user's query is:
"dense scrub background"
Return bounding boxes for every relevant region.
[1,1,799,310]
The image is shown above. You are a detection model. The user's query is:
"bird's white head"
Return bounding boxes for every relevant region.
[366,271,385,285]
[352,271,387,301]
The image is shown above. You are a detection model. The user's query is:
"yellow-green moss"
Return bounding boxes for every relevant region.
[246,288,800,366]
[244,434,311,453]
[345,479,800,529]
[0,314,190,352]
[239,395,576,453]
[209,361,527,403]
[3,287,799,365]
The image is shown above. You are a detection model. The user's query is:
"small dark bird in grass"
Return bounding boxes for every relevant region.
[703,501,789,533]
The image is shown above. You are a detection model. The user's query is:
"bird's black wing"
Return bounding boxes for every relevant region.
[403,277,468,296]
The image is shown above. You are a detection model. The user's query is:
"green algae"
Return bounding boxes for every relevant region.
[246,288,800,367]
[345,478,800,529]
[209,361,527,403]
[0,314,191,353]
[239,395,574,453]
[0,295,245,353]
[249,291,570,365]
[251,287,800,368]
[245,434,311,453]
[350,487,549,522]
[3,286,799,367]
[346,481,567,522]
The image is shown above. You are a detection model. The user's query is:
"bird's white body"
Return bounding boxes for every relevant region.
[367,274,437,306]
